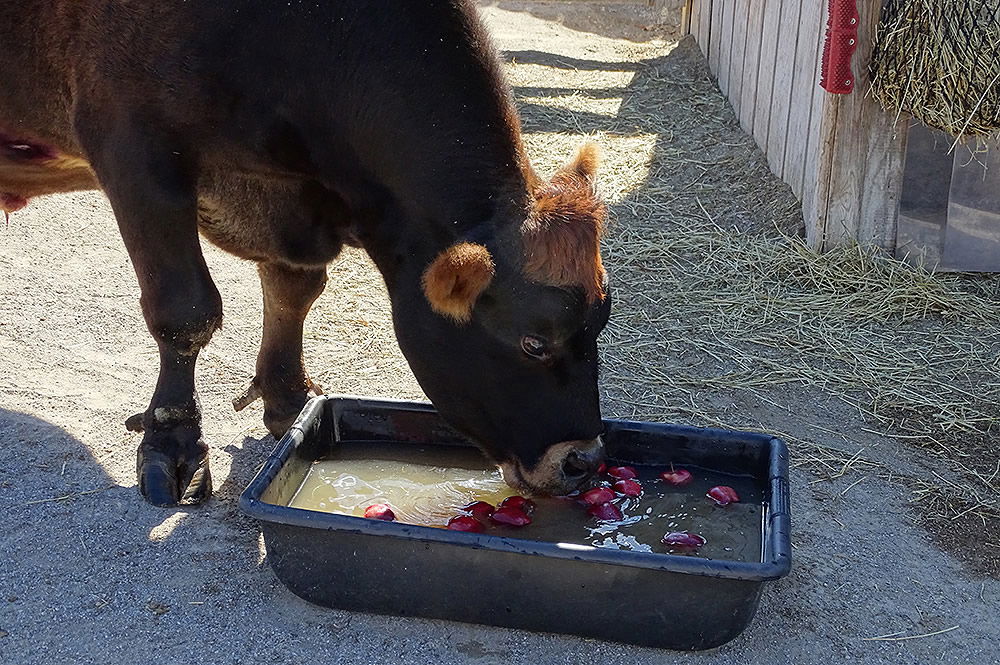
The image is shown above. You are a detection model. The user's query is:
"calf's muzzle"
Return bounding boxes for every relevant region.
[499,436,605,496]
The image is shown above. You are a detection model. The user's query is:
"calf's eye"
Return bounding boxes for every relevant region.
[520,335,550,360]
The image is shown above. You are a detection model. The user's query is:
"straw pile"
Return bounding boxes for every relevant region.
[870,0,1000,138]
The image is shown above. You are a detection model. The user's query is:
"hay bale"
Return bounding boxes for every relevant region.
[870,0,1000,139]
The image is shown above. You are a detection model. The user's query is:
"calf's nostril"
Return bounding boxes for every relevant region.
[562,450,594,480]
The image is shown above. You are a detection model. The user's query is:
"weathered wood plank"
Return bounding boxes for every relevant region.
[697,0,713,58]
[805,95,838,249]
[783,0,824,198]
[697,0,708,56]
[765,0,803,179]
[753,0,781,149]
[803,0,832,249]
[738,0,766,134]
[729,0,750,119]
[718,0,736,95]
[818,0,908,251]
[690,0,703,49]
[702,0,722,57]
[708,0,723,75]
[828,109,909,250]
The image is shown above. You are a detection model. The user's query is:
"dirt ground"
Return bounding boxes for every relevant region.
[2,6,999,665]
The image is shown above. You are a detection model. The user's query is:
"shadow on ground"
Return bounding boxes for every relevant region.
[0,406,271,547]
[505,39,801,234]
[489,1,682,42]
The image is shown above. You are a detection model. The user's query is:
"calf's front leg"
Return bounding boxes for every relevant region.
[78,111,222,506]
[234,262,327,438]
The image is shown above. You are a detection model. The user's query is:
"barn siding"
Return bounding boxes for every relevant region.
[738,0,765,135]
[686,0,906,252]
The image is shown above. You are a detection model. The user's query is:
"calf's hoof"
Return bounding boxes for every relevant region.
[262,380,324,439]
[233,376,322,440]
[136,429,212,507]
[263,407,301,440]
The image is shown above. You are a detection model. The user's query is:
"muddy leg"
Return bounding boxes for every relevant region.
[234,262,327,438]
[77,111,221,506]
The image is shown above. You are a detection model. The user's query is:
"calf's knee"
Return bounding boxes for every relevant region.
[140,285,223,355]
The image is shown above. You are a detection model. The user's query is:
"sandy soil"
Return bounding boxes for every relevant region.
[1,6,998,665]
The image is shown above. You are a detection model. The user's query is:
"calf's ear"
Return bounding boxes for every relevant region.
[555,142,600,183]
[421,242,495,323]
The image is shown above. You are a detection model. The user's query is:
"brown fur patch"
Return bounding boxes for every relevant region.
[422,242,496,323]
[522,143,606,302]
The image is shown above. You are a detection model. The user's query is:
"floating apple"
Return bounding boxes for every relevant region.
[662,531,706,549]
[363,503,396,521]
[707,486,740,506]
[447,515,485,532]
[613,479,642,497]
[489,506,532,527]
[499,495,536,516]
[607,466,637,480]
[587,502,624,522]
[659,469,693,486]
[579,487,616,505]
[462,501,494,521]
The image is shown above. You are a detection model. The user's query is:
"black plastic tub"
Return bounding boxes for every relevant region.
[240,395,791,650]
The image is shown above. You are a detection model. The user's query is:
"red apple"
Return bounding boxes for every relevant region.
[489,506,532,527]
[447,515,485,532]
[607,466,638,480]
[596,462,607,475]
[707,485,740,506]
[587,502,624,522]
[579,487,616,505]
[499,496,536,516]
[662,531,706,549]
[363,504,396,521]
[659,469,693,486]
[462,501,494,521]
[613,479,642,497]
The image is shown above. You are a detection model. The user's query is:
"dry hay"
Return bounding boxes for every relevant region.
[870,0,1000,139]
[600,214,1000,525]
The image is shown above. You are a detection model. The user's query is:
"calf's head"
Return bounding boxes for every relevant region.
[392,144,610,495]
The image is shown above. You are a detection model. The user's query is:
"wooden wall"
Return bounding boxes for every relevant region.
[687,0,908,252]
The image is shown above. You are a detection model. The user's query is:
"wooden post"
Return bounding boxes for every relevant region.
[806,0,908,252]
